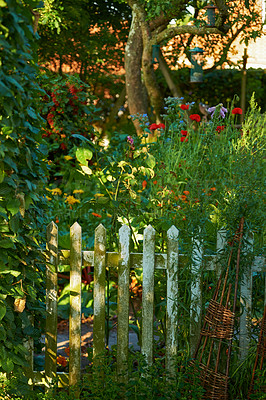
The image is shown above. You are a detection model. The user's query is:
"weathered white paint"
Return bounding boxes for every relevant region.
[239,232,253,360]
[190,233,203,356]
[45,222,58,388]
[93,224,106,365]
[69,222,82,389]
[117,225,131,380]
[216,229,227,279]
[166,225,179,377]
[142,225,155,366]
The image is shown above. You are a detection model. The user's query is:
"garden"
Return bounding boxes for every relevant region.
[0,1,265,399]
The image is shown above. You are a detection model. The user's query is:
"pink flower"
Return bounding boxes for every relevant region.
[189,114,201,122]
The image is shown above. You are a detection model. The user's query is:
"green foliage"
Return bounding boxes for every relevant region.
[38,73,99,182]
[0,0,47,374]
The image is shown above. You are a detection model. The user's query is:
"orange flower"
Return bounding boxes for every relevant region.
[142,180,147,189]
[64,347,70,356]
[57,355,67,367]
[183,190,190,195]
[210,187,216,191]
[153,180,157,185]
[92,212,102,218]
[179,195,187,201]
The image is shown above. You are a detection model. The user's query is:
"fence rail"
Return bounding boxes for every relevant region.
[26,222,265,389]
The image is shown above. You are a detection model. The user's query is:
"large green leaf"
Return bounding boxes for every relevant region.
[76,147,93,165]
[146,154,156,169]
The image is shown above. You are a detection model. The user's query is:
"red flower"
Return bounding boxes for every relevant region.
[149,123,158,130]
[60,143,67,150]
[57,355,67,367]
[180,104,189,110]
[232,108,242,115]
[180,137,188,142]
[189,114,201,122]
[216,126,225,132]
[181,130,188,136]
[157,123,165,129]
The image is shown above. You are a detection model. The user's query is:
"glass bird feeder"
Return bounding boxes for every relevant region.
[204,2,217,27]
[152,45,160,64]
[189,47,204,83]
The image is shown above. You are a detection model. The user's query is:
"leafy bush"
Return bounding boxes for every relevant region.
[0,0,47,374]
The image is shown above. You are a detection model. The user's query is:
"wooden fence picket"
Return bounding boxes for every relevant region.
[239,232,253,360]
[45,221,58,387]
[190,233,203,356]
[117,224,131,379]
[69,222,82,387]
[93,224,106,367]
[141,225,156,366]
[166,225,179,377]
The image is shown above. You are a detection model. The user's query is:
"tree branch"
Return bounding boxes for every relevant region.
[155,24,230,45]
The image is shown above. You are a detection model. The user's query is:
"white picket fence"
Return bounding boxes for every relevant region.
[27,222,265,388]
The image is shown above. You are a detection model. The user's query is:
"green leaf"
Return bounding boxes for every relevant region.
[0,301,6,321]
[0,81,13,97]
[10,214,20,233]
[146,154,156,169]
[0,268,21,277]
[6,198,20,216]
[0,324,6,341]
[0,1,7,7]
[0,239,15,248]
[2,358,14,373]
[0,162,5,183]
[76,147,93,165]
[27,107,38,119]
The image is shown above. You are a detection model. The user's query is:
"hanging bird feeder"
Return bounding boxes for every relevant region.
[152,45,160,64]
[204,2,217,27]
[189,47,204,83]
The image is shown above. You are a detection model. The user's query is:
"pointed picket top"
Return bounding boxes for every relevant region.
[70,221,82,232]
[144,224,155,239]
[46,221,58,242]
[167,225,179,240]
[119,224,131,239]
[47,220,58,230]
[95,223,106,234]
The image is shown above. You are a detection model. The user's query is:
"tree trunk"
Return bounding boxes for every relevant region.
[125,9,147,134]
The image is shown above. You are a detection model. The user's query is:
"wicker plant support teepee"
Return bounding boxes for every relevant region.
[191,217,245,400]
[247,304,266,398]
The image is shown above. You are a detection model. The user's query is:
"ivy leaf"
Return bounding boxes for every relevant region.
[6,199,20,216]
